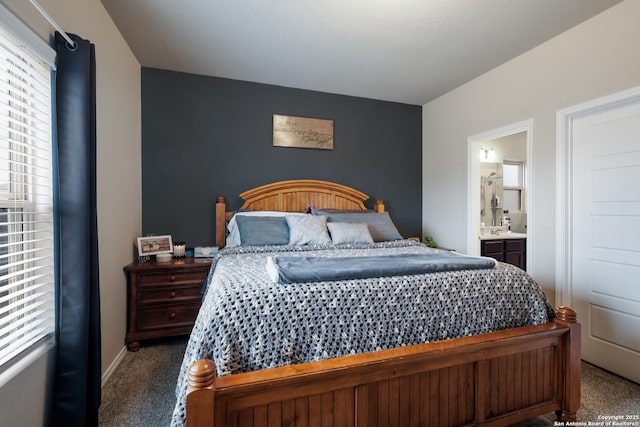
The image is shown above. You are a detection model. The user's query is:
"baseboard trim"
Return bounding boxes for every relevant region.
[102,345,127,387]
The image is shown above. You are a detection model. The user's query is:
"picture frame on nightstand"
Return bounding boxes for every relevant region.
[136,235,173,256]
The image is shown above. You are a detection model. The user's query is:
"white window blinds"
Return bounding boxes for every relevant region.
[0,26,54,370]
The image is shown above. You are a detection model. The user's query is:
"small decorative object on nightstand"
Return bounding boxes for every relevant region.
[173,241,186,257]
[194,246,218,257]
[136,234,173,263]
[155,253,172,263]
[123,257,211,351]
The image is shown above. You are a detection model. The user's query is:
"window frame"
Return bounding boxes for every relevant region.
[0,4,56,386]
[502,160,525,213]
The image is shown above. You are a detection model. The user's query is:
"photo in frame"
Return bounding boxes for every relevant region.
[136,235,173,256]
[273,114,334,150]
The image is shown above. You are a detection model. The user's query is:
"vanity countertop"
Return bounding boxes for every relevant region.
[479,232,527,241]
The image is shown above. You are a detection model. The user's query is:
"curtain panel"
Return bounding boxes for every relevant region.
[50,32,101,427]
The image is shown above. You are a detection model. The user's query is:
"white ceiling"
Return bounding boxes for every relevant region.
[100,0,621,105]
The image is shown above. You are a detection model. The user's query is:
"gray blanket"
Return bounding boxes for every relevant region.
[267,252,497,283]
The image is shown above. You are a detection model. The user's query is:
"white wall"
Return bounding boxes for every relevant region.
[0,0,141,425]
[422,0,640,304]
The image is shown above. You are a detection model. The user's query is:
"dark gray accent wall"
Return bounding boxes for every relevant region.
[142,67,422,247]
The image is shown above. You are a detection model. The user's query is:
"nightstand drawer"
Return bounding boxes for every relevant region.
[137,270,207,286]
[138,303,201,331]
[138,286,202,304]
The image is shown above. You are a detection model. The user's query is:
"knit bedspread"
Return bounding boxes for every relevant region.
[170,240,553,426]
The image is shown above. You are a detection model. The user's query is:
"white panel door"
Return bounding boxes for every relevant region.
[572,100,640,383]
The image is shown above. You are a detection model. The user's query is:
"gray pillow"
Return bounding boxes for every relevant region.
[236,215,289,246]
[327,222,374,244]
[286,214,331,245]
[315,210,403,242]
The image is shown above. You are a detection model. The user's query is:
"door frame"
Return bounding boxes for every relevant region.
[467,119,534,273]
[555,84,640,307]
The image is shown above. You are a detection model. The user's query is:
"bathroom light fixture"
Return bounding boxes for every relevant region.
[479,146,496,162]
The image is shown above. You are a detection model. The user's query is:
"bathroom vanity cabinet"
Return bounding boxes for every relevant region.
[481,237,526,270]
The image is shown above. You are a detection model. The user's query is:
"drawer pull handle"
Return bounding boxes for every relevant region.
[170,275,176,281]
[170,291,176,298]
[169,312,176,319]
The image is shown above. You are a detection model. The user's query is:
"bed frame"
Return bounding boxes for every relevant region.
[188,179,580,427]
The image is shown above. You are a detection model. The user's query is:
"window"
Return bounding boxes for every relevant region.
[503,161,524,212]
[0,23,55,376]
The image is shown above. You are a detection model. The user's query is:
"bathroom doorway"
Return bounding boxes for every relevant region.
[467,120,533,273]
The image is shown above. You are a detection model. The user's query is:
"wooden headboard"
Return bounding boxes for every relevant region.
[215,179,384,247]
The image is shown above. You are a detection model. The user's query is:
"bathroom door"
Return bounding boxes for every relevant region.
[571,98,640,383]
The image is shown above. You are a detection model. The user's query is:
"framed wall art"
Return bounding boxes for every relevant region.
[273,114,334,150]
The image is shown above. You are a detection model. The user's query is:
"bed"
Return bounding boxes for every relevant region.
[174,179,580,427]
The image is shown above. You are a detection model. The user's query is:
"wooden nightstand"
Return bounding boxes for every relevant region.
[123,257,212,351]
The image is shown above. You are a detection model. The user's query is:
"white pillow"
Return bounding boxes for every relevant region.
[226,211,306,247]
[286,214,331,245]
[327,222,374,244]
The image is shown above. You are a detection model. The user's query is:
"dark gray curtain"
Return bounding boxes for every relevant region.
[50,32,101,427]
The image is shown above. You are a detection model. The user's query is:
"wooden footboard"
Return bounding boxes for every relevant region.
[185,307,580,426]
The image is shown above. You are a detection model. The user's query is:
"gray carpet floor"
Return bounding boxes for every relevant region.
[99,337,640,426]
[99,337,188,426]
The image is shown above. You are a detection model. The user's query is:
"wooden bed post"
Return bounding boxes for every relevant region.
[375,198,385,212]
[554,306,581,422]
[186,359,216,427]
[215,196,226,248]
